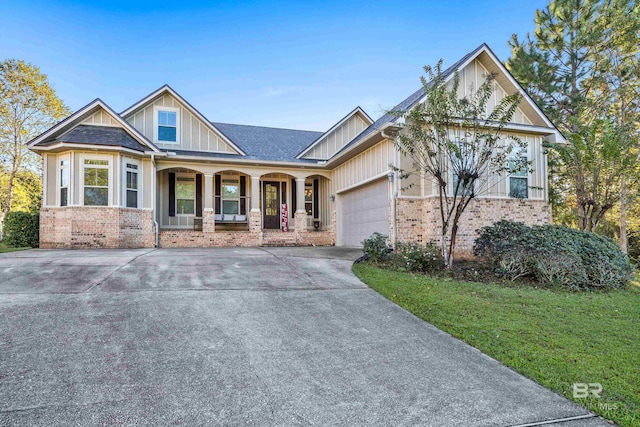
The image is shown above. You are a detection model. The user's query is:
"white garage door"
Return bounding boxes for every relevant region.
[339,178,389,247]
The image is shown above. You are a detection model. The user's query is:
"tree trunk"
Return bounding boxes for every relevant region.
[620,176,628,253]
[3,167,17,216]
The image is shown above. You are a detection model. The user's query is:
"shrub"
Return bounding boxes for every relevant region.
[362,232,391,264]
[389,241,443,274]
[474,220,633,290]
[3,211,39,248]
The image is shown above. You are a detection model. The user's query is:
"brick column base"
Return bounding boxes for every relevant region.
[203,209,215,233]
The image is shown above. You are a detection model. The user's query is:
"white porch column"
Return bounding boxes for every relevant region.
[204,174,213,210]
[203,173,215,232]
[296,178,306,213]
[251,176,261,212]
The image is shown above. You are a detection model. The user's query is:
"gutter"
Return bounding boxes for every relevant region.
[151,153,159,248]
[381,129,399,247]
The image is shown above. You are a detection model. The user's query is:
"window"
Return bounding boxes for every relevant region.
[305,182,313,216]
[222,178,239,215]
[83,159,109,206]
[59,159,69,206]
[126,163,139,208]
[509,156,528,199]
[176,176,195,215]
[154,107,180,144]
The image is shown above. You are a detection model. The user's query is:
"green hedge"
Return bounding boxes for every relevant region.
[3,211,39,248]
[474,220,633,291]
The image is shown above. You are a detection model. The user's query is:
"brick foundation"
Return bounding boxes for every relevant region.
[395,197,552,255]
[40,207,154,249]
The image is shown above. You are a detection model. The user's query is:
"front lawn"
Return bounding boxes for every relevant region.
[354,263,640,427]
[0,242,30,253]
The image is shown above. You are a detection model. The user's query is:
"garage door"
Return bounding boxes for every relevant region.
[339,178,389,247]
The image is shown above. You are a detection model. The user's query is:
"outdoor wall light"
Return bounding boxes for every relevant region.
[329,194,335,202]
[387,171,395,182]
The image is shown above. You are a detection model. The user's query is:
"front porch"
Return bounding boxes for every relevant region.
[156,167,336,247]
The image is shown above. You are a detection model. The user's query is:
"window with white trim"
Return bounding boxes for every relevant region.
[83,159,109,206]
[125,162,139,208]
[154,107,180,144]
[59,159,69,206]
[222,178,240,215]
[176,176,195,215]
[508,156,528,199]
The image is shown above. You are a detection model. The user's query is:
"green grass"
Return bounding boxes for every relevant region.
[353,263,640,427]
[0,242,30,253]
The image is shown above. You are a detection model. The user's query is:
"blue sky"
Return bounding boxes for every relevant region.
[1,0,546,131]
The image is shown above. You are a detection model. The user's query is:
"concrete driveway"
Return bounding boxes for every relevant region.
[0,247,606,426]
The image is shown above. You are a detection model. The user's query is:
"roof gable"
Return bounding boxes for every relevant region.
[120,85,245,155]
[329,43,565,161]
[297,107,373,160]
[28,99,160,153]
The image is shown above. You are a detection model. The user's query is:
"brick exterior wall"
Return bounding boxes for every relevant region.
[395,197,552,255]
[158,211,336,248]
[40,207,154,249]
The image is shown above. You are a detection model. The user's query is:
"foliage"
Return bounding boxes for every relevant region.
[388,241,443,274]
[0,167,41,213]
[3,211,39,248]
[393,60,522,268]
[474,220,633,290]
[354,263,640,427]
[507,0,640,237]
[0,59,70,215]
[362,232,392,264]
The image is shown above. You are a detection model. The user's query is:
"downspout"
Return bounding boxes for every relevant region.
[151,154,159,248]
[382,130,398,247]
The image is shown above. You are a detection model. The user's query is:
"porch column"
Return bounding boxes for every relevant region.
[295,178,307,239]
[203,173,215,232]
[249,176,261,233]
[296,178,306,213]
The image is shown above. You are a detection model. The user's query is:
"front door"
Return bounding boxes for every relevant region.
[263,181,280,229]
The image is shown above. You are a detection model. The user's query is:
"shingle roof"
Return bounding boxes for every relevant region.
[333,44,488,157]
[37,124,148,152]
[211,122,324,162]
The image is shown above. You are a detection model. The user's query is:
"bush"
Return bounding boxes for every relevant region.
[362,232,391,264]
[3,211,39,248]
[474,220,633,290]
[389,241,443,274]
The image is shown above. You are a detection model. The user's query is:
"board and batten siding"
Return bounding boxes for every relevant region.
[124,93,239,154]
[334,139,395,193]
[302,114,370,160]
[400,133,548,200]
[452,58,533,126]
[81,110,121,126]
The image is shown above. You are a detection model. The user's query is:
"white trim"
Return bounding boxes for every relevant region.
[153,105,181,145]
[335,170,391,194]
[296,107,373,159]
[57,154,70,207]
[123,157,143,209]
[120,85,246,155]
[79,153,113,207]
[31,142,147,156]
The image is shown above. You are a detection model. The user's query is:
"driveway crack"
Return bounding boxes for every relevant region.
[84,248,157,293]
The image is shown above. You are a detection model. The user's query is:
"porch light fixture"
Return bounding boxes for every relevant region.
[387,171,394,182]
[329,194,335,202]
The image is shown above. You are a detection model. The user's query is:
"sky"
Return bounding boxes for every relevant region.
[1,0,547,131]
